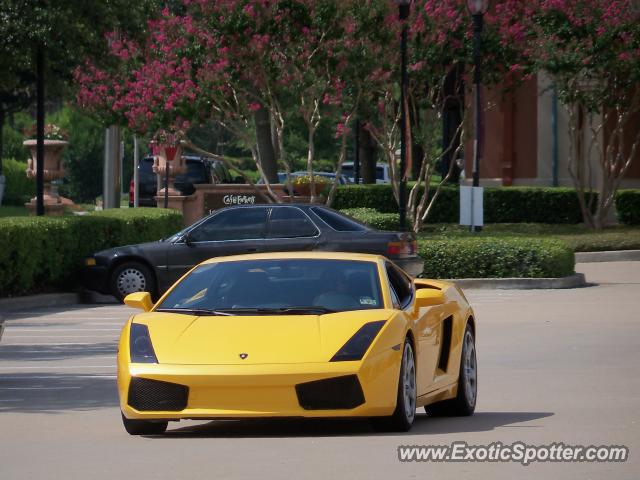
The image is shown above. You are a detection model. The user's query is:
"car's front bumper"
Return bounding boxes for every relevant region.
[80,264,110,294]
[118,348,400,420]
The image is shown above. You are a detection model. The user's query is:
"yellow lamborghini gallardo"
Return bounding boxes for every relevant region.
[118,252,477,435]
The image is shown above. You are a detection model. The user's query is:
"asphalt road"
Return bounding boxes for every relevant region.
[1,262,639,479]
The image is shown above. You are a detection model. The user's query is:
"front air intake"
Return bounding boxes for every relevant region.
[295,375,365,410]
[128,377,189,412]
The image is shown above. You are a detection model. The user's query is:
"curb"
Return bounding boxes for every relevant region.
[0,291,118,313]
[575,250,640,263]
[446,273,586,290]
[0,293,80,312]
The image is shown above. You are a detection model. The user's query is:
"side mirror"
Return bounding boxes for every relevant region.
[183,232,194,247]
[414,288,445,309]
[124,292,153,312]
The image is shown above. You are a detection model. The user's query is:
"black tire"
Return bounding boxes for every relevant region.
[371,338,416,432]
[425,323,477,417]
[110,261,156,303]
[121,412,168,435]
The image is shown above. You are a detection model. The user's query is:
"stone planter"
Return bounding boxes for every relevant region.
[151,144,186,197]
[23,139,69,215]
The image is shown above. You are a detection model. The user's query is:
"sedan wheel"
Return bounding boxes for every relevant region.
[110,262,156,302]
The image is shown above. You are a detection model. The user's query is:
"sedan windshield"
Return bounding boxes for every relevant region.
[156,259,384,314]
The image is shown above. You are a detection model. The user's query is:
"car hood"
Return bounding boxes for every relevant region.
[95,241,165,259]
[132,310,394,365]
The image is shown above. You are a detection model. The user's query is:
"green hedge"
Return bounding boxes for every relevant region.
[333,185,590,224]
[418,237,575,279]
[2,158,36,206]
[0,208,182,297]
[341,208,400,231]
[615,190,640,225]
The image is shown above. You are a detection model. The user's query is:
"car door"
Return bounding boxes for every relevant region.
[262,206,321,252]
[164,206,268,290]
[386,262,442,396]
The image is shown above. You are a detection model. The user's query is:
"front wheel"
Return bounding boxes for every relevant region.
[425,323,477,417]
[371,338,416,432]
[110,261,156,302]
[121,412,168,435]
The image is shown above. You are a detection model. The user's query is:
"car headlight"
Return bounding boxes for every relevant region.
[85,257,97,266]
[129,323,158,363]
[330,321,386,362]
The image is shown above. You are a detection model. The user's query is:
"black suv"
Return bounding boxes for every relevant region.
[129,155,236,207]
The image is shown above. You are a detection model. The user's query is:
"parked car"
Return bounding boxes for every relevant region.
[82,204,422,301]
[118,252,477,434]
[129,155,236,207]
[341,162,391,184]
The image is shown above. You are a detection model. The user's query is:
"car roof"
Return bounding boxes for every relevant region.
[200,251,385,265]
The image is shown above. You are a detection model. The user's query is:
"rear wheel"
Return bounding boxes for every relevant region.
[110,261,156,302]
[121,412,168,435]
[425,323,477,417]
[371,338,416,432]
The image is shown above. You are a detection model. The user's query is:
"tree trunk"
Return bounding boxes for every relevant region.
[254,106,279,184]
[359,124,377,184]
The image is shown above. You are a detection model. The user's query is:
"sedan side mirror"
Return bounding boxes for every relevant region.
[124,292,153,312]
[183,232,194,247]
[414,288,445,309]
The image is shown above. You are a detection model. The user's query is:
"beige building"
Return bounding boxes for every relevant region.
[465,73,640,188]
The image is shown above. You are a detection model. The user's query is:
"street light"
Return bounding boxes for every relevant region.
[395,0,411,231]
[467,0,489,231]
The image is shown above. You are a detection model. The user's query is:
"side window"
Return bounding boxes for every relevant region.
[190,208,268,242]
[389,283,401,309]
[310,207,368,232]
[386,263,413,309]
[267,207,319,239]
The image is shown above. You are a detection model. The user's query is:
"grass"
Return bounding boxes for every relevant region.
[418,223,640,252]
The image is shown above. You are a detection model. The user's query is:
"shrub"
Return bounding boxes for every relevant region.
[2,158,35,206]
[418,237,575,279]
[341,208,400,231]
[615,190,640,225]
[0,208,182,297]
[333,185,590,224]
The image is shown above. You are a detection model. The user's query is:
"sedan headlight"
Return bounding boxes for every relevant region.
[330,321,386,362]
[129,323,158,363]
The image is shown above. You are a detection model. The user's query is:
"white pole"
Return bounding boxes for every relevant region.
[133,136,139,207]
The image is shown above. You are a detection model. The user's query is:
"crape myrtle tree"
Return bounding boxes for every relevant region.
[363,0,531,233]
[76,0,389,205]
[0,0,157,179]
[523,0,640,229]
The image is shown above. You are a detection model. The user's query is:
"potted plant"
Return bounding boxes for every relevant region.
[23,124,70,214]
[151,128,187,196]
[292,174,330,198]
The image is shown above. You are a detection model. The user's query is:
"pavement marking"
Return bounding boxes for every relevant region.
[7,328,122,332]
[0,375,117,379]
[0,365,116,370]
[0,342,116,345]
[5,335,119,338]
[3,387,83,390]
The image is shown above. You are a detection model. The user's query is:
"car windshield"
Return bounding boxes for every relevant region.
[156,259,384,314]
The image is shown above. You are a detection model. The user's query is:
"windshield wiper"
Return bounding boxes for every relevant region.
[215,306,336,315]
[155,308,233,316]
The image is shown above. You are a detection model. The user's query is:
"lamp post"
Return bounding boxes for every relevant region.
[396,0,411,231]
[467,0,489,231]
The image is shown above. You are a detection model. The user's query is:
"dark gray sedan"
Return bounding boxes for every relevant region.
[82,204,423,301]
